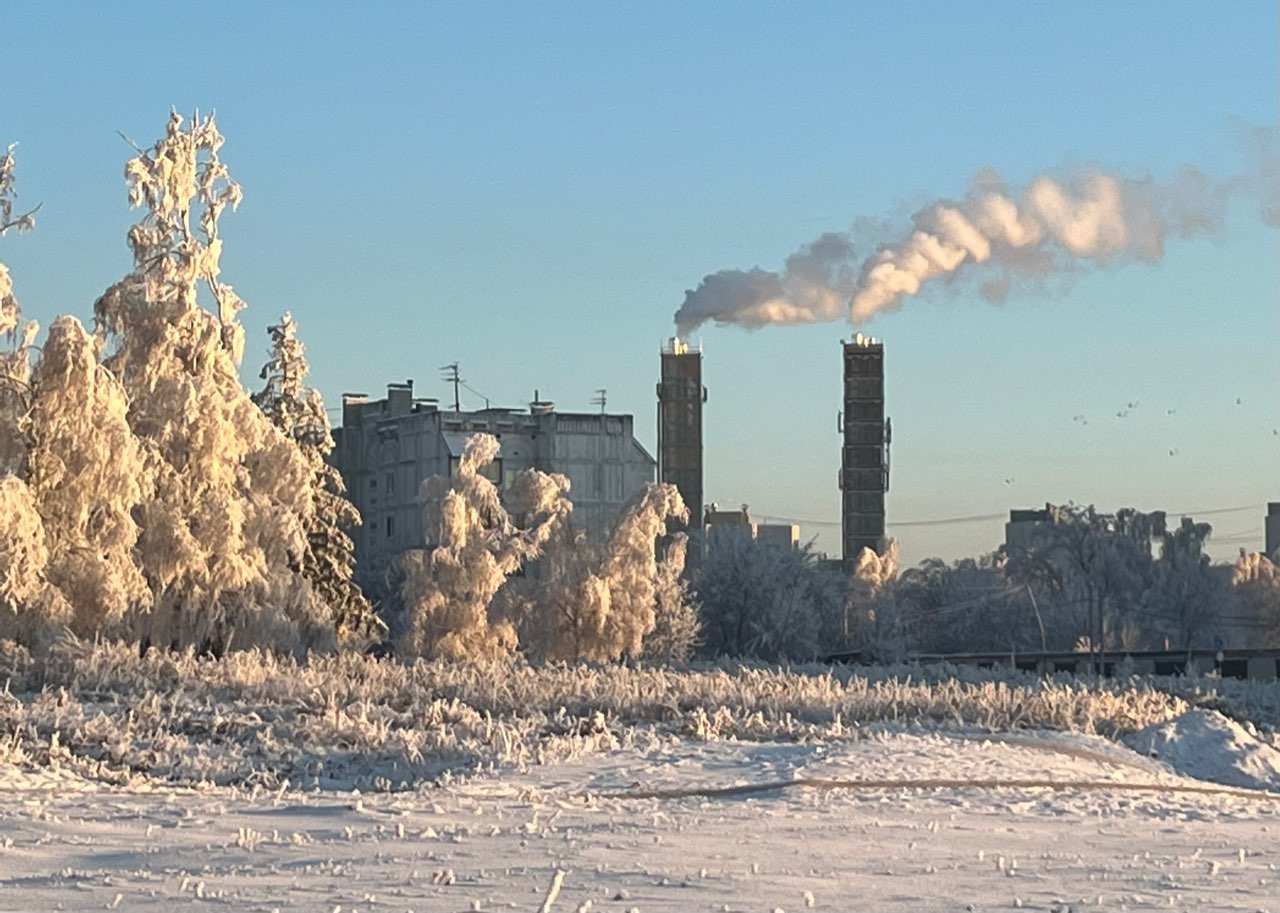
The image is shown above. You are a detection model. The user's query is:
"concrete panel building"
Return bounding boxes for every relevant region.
[1267,502,1280,559]
[332,381,656,587]
[657,338,706,537]
[839,334,890,569]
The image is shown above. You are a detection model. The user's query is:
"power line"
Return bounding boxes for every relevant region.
[751,504,1264,532]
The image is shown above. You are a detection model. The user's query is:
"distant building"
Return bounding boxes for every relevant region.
[332,381,656,586]
[1005,505,1055,552]
[1267,503,1280,559]
[756,523,800,550]
[704,503,754,550]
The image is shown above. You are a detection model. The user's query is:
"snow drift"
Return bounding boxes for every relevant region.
[1124,708,1280,792]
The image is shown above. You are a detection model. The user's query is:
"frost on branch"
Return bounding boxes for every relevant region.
[515,483,691,663]
[400,433,571,661]
[92,112,319,654]
[254,312,381,647]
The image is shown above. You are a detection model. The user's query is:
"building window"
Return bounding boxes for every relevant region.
[386,515,394,539]
[385,471,395,493]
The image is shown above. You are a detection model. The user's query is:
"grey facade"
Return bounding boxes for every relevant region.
[1267,503,1280,559]
[333,381,656,586]
[839,334,890,568]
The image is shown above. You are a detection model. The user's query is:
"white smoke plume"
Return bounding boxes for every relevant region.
[674,138,1278,334]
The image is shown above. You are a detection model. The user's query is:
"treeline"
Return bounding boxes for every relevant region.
[700,505,1280,663]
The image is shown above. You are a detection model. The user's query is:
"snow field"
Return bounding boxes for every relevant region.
[5,641,1280,910]
[4,729,1280,912]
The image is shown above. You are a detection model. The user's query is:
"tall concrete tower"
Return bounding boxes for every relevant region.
[839,333,890,568]
[657,337,705,537]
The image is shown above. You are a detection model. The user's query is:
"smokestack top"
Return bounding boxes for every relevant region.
[849,332,882,347]
[662,336,703,355]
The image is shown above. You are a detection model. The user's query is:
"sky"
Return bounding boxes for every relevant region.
[2,1,1277,565]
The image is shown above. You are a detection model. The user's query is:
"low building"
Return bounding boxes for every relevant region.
[332,381,656,587]
[756,523,800,550]
[704,503,754,550]
[1005,505,1054,552]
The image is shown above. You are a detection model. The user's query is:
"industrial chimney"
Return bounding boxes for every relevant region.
[839,333,890,569]
[657,337,706,548]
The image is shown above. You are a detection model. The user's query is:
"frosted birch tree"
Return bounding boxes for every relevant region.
[93,112,320,653]
[400,433,570,661]
[254,312,380,646]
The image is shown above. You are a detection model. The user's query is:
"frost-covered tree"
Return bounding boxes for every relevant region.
[25,316,150,635]
[93,112,320,653]
[1141,517,1225,649]
[0,143,40,476]
[1230,551,1280,647]
[696,537,845,661]
[890,554,1042,655]
[0,475,57,644]
[643,533,701,664]
[1004,504,1160,656]
[0,144,65,647]
[254,312,380,646]
[845,539,906,659]
[400,433,570,661]
[518,483,691,663]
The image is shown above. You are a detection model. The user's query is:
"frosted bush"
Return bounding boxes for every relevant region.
[12,639,1270,790]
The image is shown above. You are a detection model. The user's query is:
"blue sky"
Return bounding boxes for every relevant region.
[3,1,1276,564]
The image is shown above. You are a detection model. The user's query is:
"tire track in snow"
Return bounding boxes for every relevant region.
[593,776,1280,803]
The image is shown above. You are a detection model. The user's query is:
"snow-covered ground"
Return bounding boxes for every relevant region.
[5,724,1280,913]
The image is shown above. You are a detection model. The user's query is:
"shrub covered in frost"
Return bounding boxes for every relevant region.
[10,638,1272,790]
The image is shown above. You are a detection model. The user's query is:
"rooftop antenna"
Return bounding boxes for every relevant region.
[591,388,607,414]
[440,362,462,412]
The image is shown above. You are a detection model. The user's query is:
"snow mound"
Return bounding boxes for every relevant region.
[1123,709,1280,791]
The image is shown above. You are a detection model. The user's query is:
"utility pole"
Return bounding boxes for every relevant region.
[440,362,461,413]
[591,388,607,414]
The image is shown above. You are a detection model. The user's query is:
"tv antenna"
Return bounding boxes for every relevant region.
[440,362,462,412]
[591,388,607,414]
